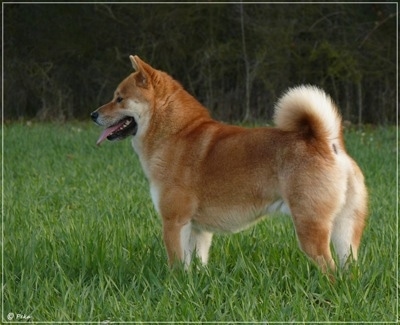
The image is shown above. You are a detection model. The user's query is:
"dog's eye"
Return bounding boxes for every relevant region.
[116,97,123,103]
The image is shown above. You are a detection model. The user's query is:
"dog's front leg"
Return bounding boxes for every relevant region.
[162,220,186,267]
[158,189,197,268]
[163,220,213,269]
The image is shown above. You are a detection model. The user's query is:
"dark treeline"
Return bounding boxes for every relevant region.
[3,3,397,124]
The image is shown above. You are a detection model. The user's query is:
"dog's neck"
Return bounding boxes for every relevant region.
[151,74,212,136]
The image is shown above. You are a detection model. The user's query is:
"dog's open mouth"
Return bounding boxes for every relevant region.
[96,117,137,145]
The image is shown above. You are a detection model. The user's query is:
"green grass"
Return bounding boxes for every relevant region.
[2,122,398,323]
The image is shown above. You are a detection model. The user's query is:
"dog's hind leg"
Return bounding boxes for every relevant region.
[331,209,366,267]
[285,160,353,275]
[331,164,368,267]
[287,184,339,274]
[293,215,336,273]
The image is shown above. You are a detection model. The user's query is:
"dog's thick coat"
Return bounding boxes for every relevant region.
[91,56,368,274]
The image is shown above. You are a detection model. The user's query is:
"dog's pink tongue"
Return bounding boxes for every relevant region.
[96,122,124,146]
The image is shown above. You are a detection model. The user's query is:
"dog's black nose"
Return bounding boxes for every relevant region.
[90,111,99,121]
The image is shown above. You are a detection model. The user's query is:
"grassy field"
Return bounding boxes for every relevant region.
[2,122,398,323]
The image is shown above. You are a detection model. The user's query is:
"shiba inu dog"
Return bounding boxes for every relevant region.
[91,55,367,275]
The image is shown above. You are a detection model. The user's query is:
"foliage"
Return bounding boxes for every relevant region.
[3,122,397,322]
[3,3,397,123]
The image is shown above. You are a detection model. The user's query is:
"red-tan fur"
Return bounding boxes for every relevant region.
[92,55,368,276]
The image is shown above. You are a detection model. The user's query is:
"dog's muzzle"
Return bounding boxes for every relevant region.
[91,111,138,145]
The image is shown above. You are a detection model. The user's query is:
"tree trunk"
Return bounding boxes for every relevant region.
[240,3,251,121]
[357,81,362,127]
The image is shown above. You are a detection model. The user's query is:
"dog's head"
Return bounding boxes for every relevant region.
[91,55,154,145]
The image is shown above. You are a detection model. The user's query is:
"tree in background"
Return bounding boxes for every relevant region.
[3,3,397,124]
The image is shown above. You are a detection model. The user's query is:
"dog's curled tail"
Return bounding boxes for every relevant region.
[274,85,342,143]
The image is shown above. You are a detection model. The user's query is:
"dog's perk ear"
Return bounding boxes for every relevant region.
[130,55,140,71]
[130,55,148,88]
